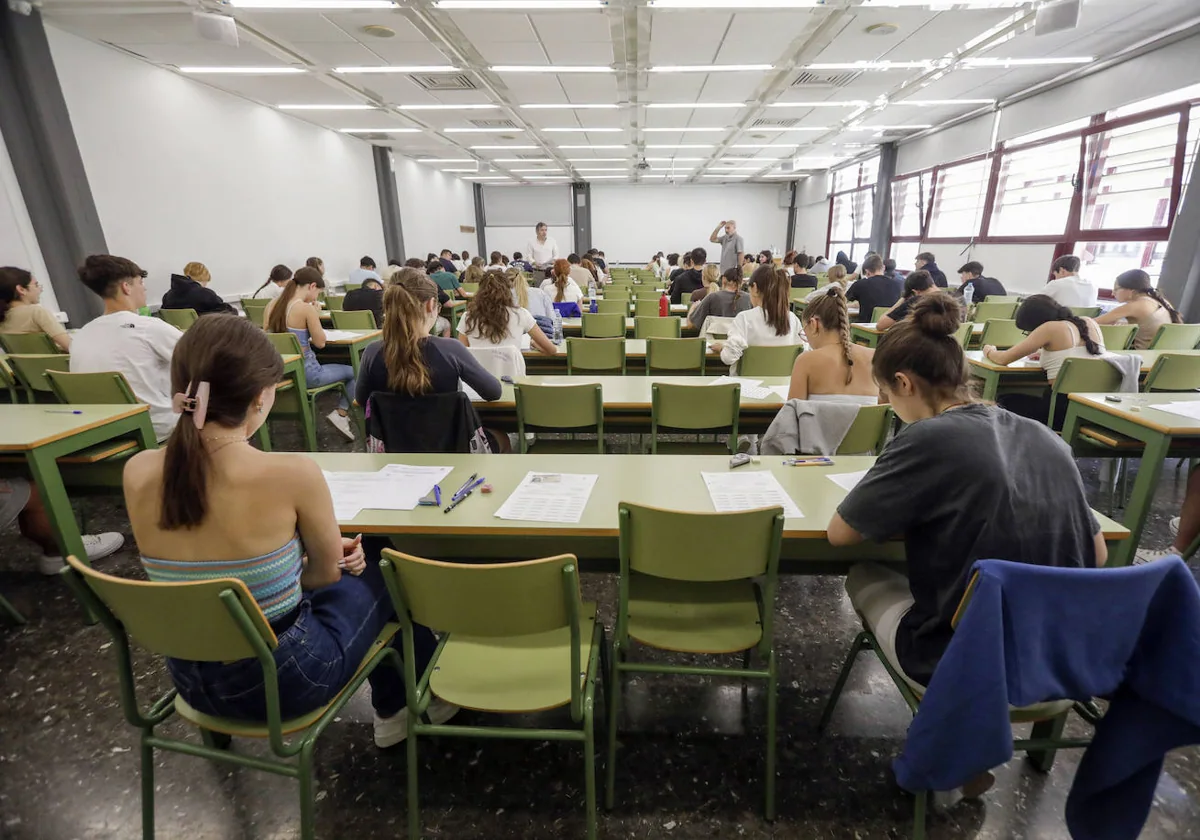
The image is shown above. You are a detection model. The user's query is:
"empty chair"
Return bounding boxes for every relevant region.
[634,316,681,340]
[979,319,1026,350]
[1143,353,1200,393]
[330,309,376,330]
[323,295,345,312]
[158,308,197,331]
[566,337,626,375]
[1149,323,1200,350]
[645,337,706,375]
[835,404,894,455]
[46,369,139,405]
[634,300,662,318]
[595,299,628,315]
[6,353,71,403]
[951,322,974,347]
[581,313,626,338]
[515,382,604,453]
[241,298,269,329]
[650,382,739,454]
[738,345,803,377]
[1098,323,1138,350]
[972,301,1019,322]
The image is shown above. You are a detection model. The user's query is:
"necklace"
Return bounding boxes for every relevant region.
[200,434,249,455]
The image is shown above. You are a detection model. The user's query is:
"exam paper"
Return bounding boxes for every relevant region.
[826,470,869,493]
[321,329,365,342]
[708,376,771,400]
[701,471,803,519]
[323,465,453,520]
[767,385,791,400]
[1149,401,1200,421]
[494,472,599,523]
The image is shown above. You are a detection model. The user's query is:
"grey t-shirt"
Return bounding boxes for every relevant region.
[716,232,745,273]
[690,289,752,333]
[837,403,1100,685]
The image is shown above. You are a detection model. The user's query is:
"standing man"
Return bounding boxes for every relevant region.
[710,220,745,275]
[527,222,559,271]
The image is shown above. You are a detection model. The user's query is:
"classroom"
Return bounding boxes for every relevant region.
[3,0,1200,838]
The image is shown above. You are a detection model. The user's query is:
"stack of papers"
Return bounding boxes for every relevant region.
[709,376,772,400]
[321,329,366,341]
[323,464,453,520]
[1148,401,1200,421]
[494,472,599,523]
[701,471,803,519]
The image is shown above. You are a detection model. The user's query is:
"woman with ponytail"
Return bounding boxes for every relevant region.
[717,264,803,372]
[539,258,583,304]
[789,284,877,404]
[985,293,1106,429]
[0,267,70,350]
[688,266,752,334]
[829,291,1104,735]
[123,314,452,746]
[1095,269,1182,349]
[250,264,292,299]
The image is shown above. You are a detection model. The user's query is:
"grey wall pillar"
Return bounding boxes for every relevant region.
[572,182,591,256]
[373,147,405,263]
[1160,144,1200,322]
[0,7,105,325]
[473,183,486,257]
[869,143,898,256]
[785,180,799,253]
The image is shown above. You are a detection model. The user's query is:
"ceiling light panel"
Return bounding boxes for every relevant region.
[646,103,746,109]
[642,127,725,133]
[179,67,305,74]
[341,128,422,133]
[444,127,526,133]
[542,127,624,132]
[649,65,774,73]
[557,144,629,149]
[521,104,621,109]
[335,66,462,74]
[397,104,500,110]
[492,66,614,73]
[231,0,397,7]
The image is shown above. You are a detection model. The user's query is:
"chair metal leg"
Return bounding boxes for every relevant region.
[584,705,597,840]
[764,650,777,821]
[407,712,421,839]
[141,733,155,839]
[298,743,316,840]
[913,790,928,840]
[604,639,622,810]
[1025,714,1068,773]
[818,631,870,732]
[0,592,25,624]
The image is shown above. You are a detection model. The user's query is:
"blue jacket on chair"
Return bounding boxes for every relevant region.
[894,557,1200,840]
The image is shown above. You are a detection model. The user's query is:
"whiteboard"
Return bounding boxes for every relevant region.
[483,185,572,227]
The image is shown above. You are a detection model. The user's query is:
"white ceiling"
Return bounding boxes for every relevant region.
[40,0,1200,185]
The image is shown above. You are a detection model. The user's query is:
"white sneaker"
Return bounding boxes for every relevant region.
[1134,548,1174,566]
[1169,516,1180,540]
[39,532,125,576]
[327,410,355,441]
[373,697,460,748]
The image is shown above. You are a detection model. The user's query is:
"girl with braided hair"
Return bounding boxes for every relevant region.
[1095,268,1183,349]
[788,284,878,405]
[985,293,1107,429]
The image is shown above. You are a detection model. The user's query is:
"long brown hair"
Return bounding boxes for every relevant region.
[382,271,439,396]
[160,315,283,529]
[0,266,33,324]
[1015,294,1103,356]
[466,270,516,344]
[873,291,971,410]
[464,263,485,285]
[1116,269,1183,324]
[581,258,599,283]
[721,267,742,302]
[266,266,322,333]
[750,263,790,336]
[552,258,571,303]
[252,264,291,298]
[803,285,856,385]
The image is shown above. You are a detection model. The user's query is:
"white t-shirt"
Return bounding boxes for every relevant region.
[527,237,559,267]
[253,282,284,300]
[458,306,536,349]
[540,278,583,304]
[1042,275,1099,309]
[720,307,804,368]
[70,310,183,442]
[516,285,555,321]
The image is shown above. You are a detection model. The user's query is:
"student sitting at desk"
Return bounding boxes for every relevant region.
[265,267,357,441]
[0,267,70,351]
[343,276,385,330]
[510,267,554,326]
[803,264,847,304]
[124,315,454,747]
[162,262,236,316]
[983,294,1107,430]
[688,267,752,334]
[875,270,938,330]
[1094,268,1182,350]
[250,265,292,300]
[540,259,584,305]
[789,285,876,405]
[828,291,1105,798]
[459,271,556,355]
[715,265,803,372]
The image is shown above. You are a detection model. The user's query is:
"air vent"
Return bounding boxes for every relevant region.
[791,70,861,89]
[470,118,518,129]
[751,118,800,129]
[410,73,477,91]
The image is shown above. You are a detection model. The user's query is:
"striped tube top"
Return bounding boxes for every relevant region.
[141,534,303,623]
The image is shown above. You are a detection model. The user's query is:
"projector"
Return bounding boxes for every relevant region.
[634,158,650,172]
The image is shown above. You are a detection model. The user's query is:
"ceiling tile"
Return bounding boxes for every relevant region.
[448,11,538,43]
[558,74,620,101]
[543,40,613,65]
[529,11,611,43]
[715,11,813,63]
[648,10,732,65]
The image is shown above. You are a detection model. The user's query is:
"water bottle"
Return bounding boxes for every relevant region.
[552,308,563,345]
[659,291,669,317]
[137,306,151,317]
[588,278,598,313]
[962,283,975,306]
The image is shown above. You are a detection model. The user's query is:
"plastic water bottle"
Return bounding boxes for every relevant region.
[962,283,975,306]
[552,308,563,345]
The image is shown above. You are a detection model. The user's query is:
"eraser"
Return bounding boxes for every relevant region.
[481,483,493,494]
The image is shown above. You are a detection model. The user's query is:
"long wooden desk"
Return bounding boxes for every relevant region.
[314,329,381,376]
[305,452,1128,574]
[852,321,984,349]
[966,349,1200,401]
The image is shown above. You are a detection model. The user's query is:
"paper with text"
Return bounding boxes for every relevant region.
[701,471,803,519]
[323,465,453,520]
[494,472,599,523]
[321,329,366,342]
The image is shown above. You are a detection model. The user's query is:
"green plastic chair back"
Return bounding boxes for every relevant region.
[1070,307,1101,318]
[0,332,62,354]
[788,288,809,303]
[267,332,304,357]
[645,337,706,374]
[634,316,681,339]
[324,295,345,312]
[982,295,1022,304]
[46,370,139,405]
[870,306,891,323]
[7,353,71,398]
[596,299,628,315]
[515,382,604,449]
[1143,353,1200,392]
[634,300,663,318]
[581,313,626,338]
[952,321,974,347]
[1049,357,1123,424]
[738,345,802,377]
[835,404,892,454]
[566,337,626,374]
[331,309,376,330]
[158,308,197,331]
[460,283,480,295]
[973,301,1018,322]
[241,298,269,328]
[343,282,363,292]
[1098,323,1137,350]
[979,319,1026,350]
[651,382,739,453]
[634,290,662,300]
[1149,323,1200,350]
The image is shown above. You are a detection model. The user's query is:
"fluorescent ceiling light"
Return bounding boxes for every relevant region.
[492,66,614,73]
[231,0,396,7]
[646,102,745,109]
[643,127,725,133]
[470,144,539,149]
[960,57,1092,68]
[179,66,305,74]
[650,64,773,73]
[278,104,374,110]
[769,127,829,132]
[340,128,422,133]
[437,0,602,7]
[416,158,474,163]
[645,157,705,162]
[650,0,819,7]
[397,104,499,111]
[444,127,525,133]
[542,127,623,132]
[566,158,627,162]
[895,98,995,105]
[557,144,628,149]
[508,168,565,172]
[806,61,932,70]
[767,101,866,108]
[848,124,932,130]
[730,143,798,148]
[646,144,713,149]
[522,104,621,109]
[572,167,628,171]
[335,66,461,74]
[440,168,479,172]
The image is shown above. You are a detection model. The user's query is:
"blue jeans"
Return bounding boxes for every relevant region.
[304,354,355,411]
[167,538,435,721]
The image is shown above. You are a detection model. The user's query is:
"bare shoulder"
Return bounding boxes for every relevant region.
[261,451,324,483]
[852,343,875,362]
[122,448,164,498]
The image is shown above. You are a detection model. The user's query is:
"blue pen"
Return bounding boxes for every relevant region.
[45,409,83,415]
[451,472,478,501]
[460,477,486,497]
[434,484,442,507]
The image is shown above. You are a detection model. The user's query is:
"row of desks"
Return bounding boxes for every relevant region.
[966,349,1200,400]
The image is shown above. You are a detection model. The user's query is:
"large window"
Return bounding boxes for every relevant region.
[1075,241,1168,283]
[829,185,874,260]
[989,137,1079,237]
[1082,113,1179,232]
[929,157,992,239]
[891,171,932,238]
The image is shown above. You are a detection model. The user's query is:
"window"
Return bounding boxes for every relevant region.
[829,185,875,258]
[1075,241,1168,284]
[1082,113,1179,232]
[891,171,932,238]
[989,137,1079,237]
[830,191,856,243]
[832,156,879,193]
[889,241,921,268]
[928,157,991,238]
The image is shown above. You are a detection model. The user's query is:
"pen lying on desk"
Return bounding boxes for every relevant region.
[443,488,476,514]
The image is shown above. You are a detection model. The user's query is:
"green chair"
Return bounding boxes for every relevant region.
[567,337,626,375]
[738,345,803,377]
[650,382,739,454]
[870,306,892,323]
[241,298,269,329]
[634,316,681,339]
[343,282,363,292]
[836,404,893,454]
[645,337,706,375]
[1049,357,1123,426]
[979,319,1026,350]
[0,332,63,354]
[515,382,605,454]
[1098,323,1137,350]
[596,299,628,315]
[606,503,785,818]
[1143,353,1200,392]
[634,290,662,301]
[6,353,71,403]
[266,333,359,446]
[972,301,1018,323]
[158,309,198,331]
[1148,323,1200,350]
[952,321,974,347]
[330,309,376,330]
[46,369,139,405]
[59,555,401,840]
[378,549,605,840]
[323,295,345,312]
[581,313,626,338]
[0,357,19,404]
[634,300,663,318]
[1070,306,1101,318]
[460,283,480,296]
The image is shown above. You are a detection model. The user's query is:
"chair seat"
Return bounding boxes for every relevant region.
[174,621,400,738]
[431,604,597,713]
[628,574,761,654]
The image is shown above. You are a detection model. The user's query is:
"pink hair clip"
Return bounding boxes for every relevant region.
[171,381,210,430]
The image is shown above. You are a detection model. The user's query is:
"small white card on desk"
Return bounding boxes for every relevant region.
[825,470,869,493]
[494,472,599,523]
[708,376,771,400]
[701,471,803,519]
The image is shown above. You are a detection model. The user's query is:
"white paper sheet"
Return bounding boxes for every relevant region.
[494,472,599,523]
[701,471,803,519]
[826,470,869,493]
[321,329,366,342]
[1149,401,1200,421]
[708,375,770,399]
[323,465,453,520]
[767,385,791,400]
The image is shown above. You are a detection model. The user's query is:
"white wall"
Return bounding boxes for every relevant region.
[0,127,58,313]
[591,183,790,264]
[896,114,996,175]
[46,25,385,301]
[792,174,831,258]
[393,156,477,259]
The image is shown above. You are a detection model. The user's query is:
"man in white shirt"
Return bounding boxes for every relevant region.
[348,256,382,287]
[72,254,183,442]
[1042,255,1099,308]
[526,222,559,269]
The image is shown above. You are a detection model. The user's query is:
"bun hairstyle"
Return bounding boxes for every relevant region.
[160,315,283,530]
[873,291,971,407]
[802,285,856,385]
[749,263,790,337]
[252,264,292,297]
[266,266,322,334]
[552,258,571,302]
[78,254,145,299]
[902,269,934,299]
[466,270,515,345]
[0,266,33,323]
[382,271,439,396]
[1116,269,1183,324]
[1015,294,1103,356]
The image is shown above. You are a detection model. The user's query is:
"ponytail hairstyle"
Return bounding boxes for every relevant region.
[1015,294,1102,356]
[902,269,934,299]
[464,263,486,285]
[873,291,971,410]
[722,266,743,302]
[750,263,790,336]
[1116,269,1183,324]
[382,270,439,396]
[252,264,292,298]
[160,315,283,529]
[826,264,847,288]
[0,266,34,324]
[581,258,600,283]
[802,285,856,385]
[701,263,721,292]
[508,268,529,309]
[552,258,571,303]
[467,270,516,344]
[266,266,322,333]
